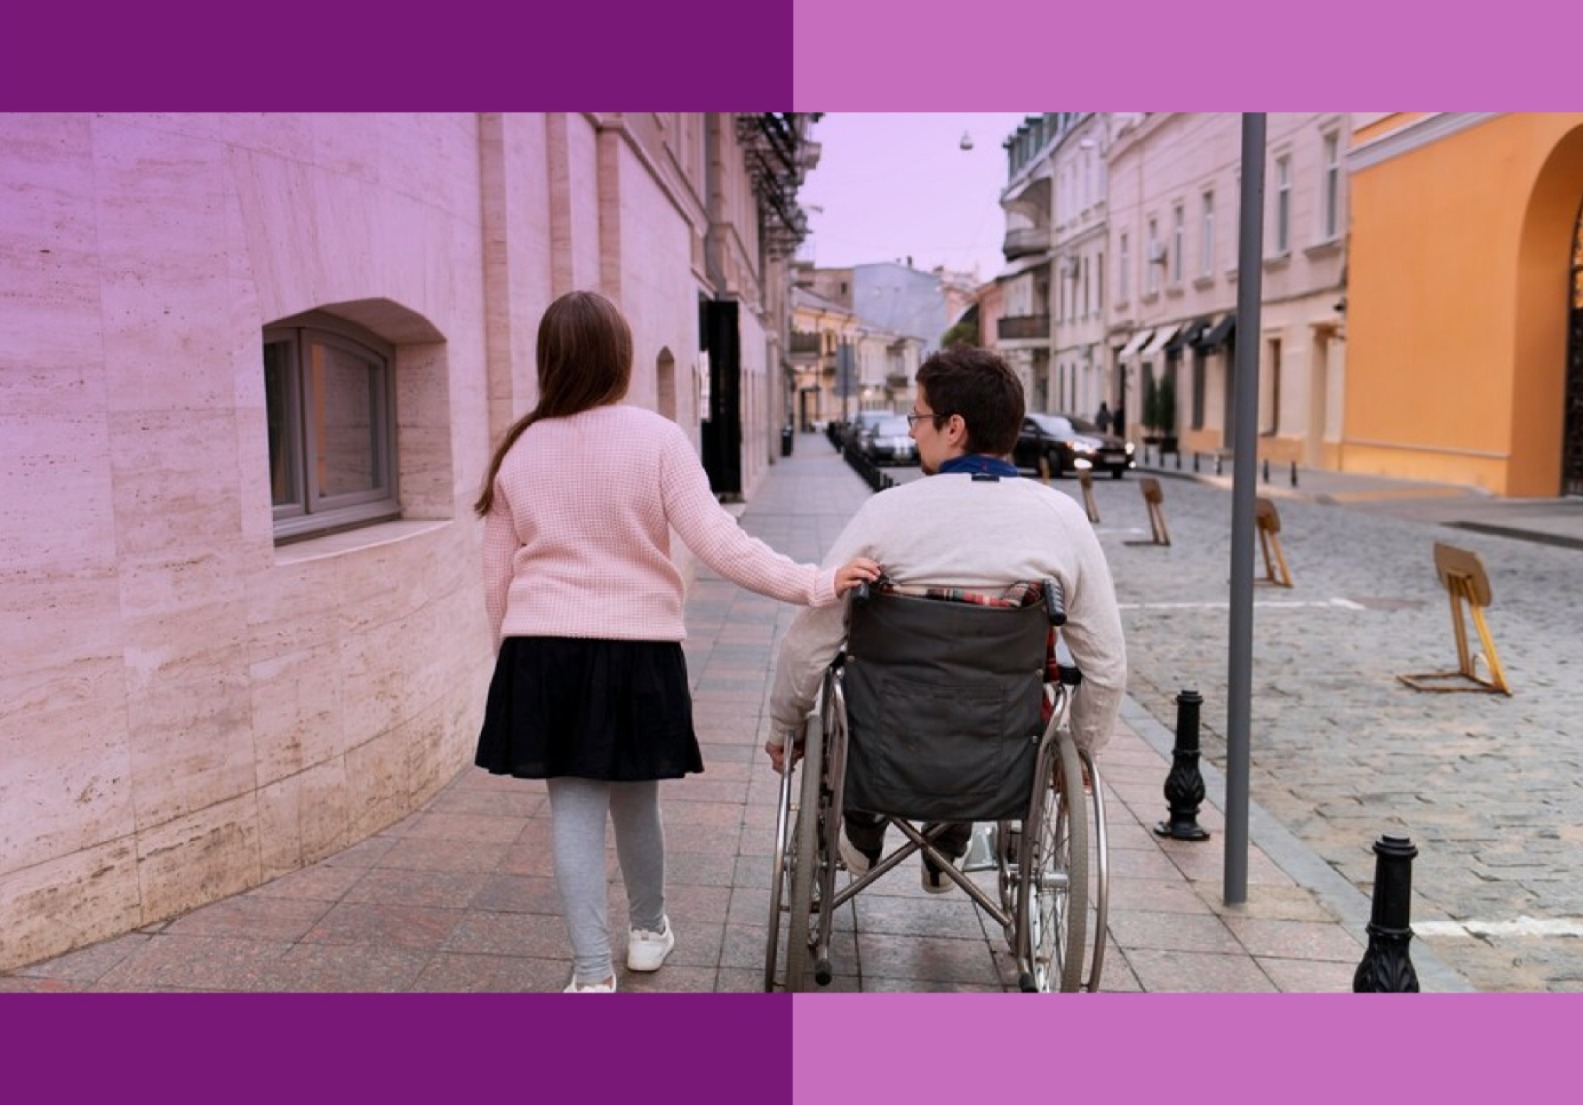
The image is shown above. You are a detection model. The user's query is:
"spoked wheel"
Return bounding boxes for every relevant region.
[1079,749,1109,993]
[783,713,826,992]
[762,759,797,992]
[1018,732,1088,992]
[995,819,1020,944]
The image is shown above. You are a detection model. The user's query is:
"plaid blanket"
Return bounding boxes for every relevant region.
[871,577,1044,609]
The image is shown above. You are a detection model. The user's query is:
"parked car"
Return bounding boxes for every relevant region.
[1013,412,1135,478]
[860,415,918,466]
[842,410,892,447]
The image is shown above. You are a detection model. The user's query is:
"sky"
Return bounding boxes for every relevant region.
[796,113,1036,285]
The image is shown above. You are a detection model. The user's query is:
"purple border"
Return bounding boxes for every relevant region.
[790,0,1583,109]
[793,994,1580,1099]
[5,994,791,1101]
[0,1,794,109]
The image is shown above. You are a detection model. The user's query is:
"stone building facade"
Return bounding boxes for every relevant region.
[0,111,815,969]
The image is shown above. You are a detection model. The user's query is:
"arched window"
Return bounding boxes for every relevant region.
[263,312,400,541]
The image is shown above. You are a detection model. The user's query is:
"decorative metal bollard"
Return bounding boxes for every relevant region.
[1155,689,1210,841]
[1262,457,1270,483]
[1353,835,1421,992]
[1290,460,1298,488]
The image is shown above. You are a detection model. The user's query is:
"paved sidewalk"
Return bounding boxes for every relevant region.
[0,434,1473,993]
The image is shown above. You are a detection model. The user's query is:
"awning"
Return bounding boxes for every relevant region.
[1138,323,1180,358]
[1118,328,1154,358]
[1199,311,1237,350]
[1169,316,1213,351]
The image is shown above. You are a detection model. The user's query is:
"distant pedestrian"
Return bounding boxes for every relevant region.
[1094,401,1112,435]
[474,290,880,993]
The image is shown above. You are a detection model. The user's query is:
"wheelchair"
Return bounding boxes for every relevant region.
[764,579,1110,993]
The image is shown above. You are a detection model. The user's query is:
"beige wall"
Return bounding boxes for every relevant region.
[0,111,802,970]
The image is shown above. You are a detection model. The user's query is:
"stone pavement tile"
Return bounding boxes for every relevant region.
[1224,916,1366,961]
[717,967,770,992]
[425,782,546,819]
[249,863,367,902]
[96,934,294,991]
[0,976,88,992]
[1163,843,1296,887]
[1121,949,1278,993]
[1106,845,1190,881]
[321,834,398,868]
[468,873,561,914]
[402,810,530,845]
[662,799,746,829]
[378,836,514,874]
[855,932,1004,987]
[728,884,774,929]
[300,901,466,950]
[1110,876,1218,915]
[342,867,492,910]
[620,965,720,993]
[496,837,556,878]
[164,895,332,941]
[264,942,432,992]
[663,850,742,889]
[649,920,725,969]
[1106,822,1184,852]
[732,854,774,889]
[670,777,757,805]
[410,952,569,993]
[664,820,748,857]
[9,932,153,983]
[853,893,996,940]
[1256,957,1355,993]
[441,910,568,959]
[664,883,733,927]
[1093,947,1143,991]
[1193,883,1341,923]
[1106,910,1243,955]
[694,742,755,764]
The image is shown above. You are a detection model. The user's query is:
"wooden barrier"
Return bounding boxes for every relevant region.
[1124,477,1170,546]
[1397,542,1512,696]
[1254,497,1293,588]
[1077,469,1100,524]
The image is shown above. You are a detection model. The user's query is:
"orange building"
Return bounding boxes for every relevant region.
[1343,113,1583,496]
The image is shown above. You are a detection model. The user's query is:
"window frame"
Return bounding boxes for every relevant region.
[1201,190,1215,276]
[1274,155,1292,255]
[1321,132,1341,241]
[1171,203,1185,285]
[264,314,401,544]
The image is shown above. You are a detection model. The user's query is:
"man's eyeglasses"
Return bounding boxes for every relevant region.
[905,411,943,427]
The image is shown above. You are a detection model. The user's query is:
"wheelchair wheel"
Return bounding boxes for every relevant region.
[762,759,796,992]
[1018,731,1088,993]
[1079,749,1110,993]
[783,716,825,993]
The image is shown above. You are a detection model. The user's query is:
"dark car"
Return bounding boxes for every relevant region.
[860,415,918,466]
[1013,412,1136,478]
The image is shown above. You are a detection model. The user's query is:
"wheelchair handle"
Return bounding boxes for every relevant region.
[1043,578,1066,627]
[852,580,872,606]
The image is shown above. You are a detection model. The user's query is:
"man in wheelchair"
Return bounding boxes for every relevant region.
[766,345,1127,891]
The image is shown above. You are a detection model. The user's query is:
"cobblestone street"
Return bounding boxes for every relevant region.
[888,460,1583,991]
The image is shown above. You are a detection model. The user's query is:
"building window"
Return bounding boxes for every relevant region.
[1274,155,1291,255]
[264,317,400,542]
[1264,337,1282,434]
[1171,204,1185,285]
[1321,133,1340,241]
[1096,251,1104,312]
[1082,256,1091,317]
[1118,234,1130,302]
[1146,218,1161,295]
[1201,191,1215,275]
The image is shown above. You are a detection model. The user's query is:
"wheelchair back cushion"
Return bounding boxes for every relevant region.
[842,590,1048,822]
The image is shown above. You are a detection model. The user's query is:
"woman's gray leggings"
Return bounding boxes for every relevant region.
[546,777,667,985]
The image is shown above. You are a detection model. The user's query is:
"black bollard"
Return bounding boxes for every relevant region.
[1262,457,1270,483]
[1193,452,1200,473]
[1155,689,1211,841]
[1290,460,1298,488]
[1353,835,1421,992]
[1215,453,1224,477]
[1174,448,1182,471]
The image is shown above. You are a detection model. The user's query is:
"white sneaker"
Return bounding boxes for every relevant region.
[563,975,617,993]
[626,917,675,972]
[838,834,880,876]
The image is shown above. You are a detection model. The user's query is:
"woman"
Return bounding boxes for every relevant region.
[475,290,879,992]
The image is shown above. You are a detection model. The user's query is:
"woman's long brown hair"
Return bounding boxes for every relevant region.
[474,291,634,516]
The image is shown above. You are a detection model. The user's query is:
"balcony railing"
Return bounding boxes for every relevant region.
[1002,226,1051,259]
[997,314,1051,341]
[789,332,822,355]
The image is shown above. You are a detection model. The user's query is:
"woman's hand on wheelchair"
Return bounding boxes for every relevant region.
[764,737,803,775]
[834,557,883,596]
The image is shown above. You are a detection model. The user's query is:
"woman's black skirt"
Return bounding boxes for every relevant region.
[475,637,703,781]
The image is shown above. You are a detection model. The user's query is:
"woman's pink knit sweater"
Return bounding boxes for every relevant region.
[483,404,837,648]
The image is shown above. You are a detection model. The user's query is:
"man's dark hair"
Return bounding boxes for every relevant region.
[915,345,1025,455]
